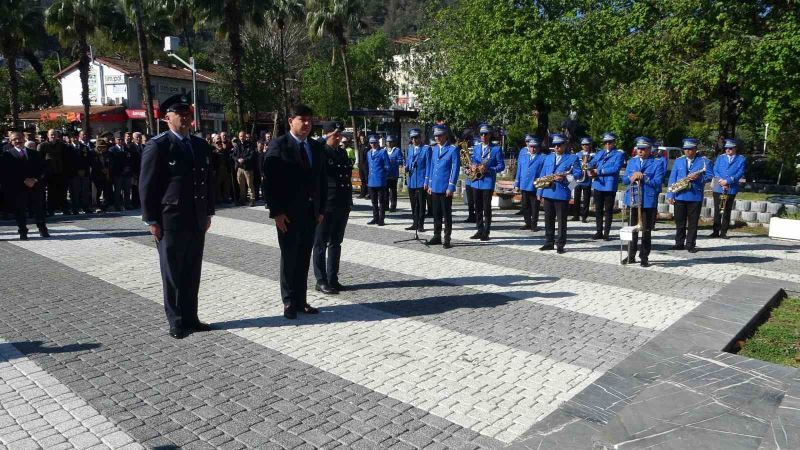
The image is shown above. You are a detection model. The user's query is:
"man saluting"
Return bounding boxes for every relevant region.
[139,94,215,339]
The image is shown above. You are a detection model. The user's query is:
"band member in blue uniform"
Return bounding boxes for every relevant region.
[710,138,746,238]
[470,124,505,241]
[588,132,624,240]
[667,138,713,253]
[514,135,546,231]
[405,128,431,231]
[366,135,389,225]
[622,137,665,267]
[425,124,460,249]
[313,122,352,295]
[385,135,404,212]
[462,138,478,223]
[537,134,579,254]
[571,137,594,222]
[139,94,215,338]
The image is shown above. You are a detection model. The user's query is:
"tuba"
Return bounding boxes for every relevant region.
[668,161,707,194]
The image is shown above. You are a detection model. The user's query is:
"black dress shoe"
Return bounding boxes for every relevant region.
[532,226,541,232]
[603,235,612,241]
[621,256,635,265]
[389,208,397,213]
[709,232,720,238]
[405,225,417,230]
[556,247,566,254]
[169,327,187,339]
[443,239,452,249]
[720,234,729,239]
[427,236,442,245]
[463,217,476,223]
[581,218,588,223]
[377,221,385,226]
[669,245,685,251]
[539,244,554,251]
[284,306,298,320]
[518,225,532,230]
[591,233,603,240]
[687,247,699,253]
[190,322,214,332]
[302,304,320,314]
[38,227,50,238]
[470,232,482,239]
[417,227,426,232]
[640,259,651,267]
[480,235,490,241]
[367,219,377,225]
[315,282,339,295]
[19,233,28,241]
[331,281,346,291]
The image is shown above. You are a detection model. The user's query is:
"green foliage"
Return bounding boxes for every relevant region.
[740,297,800,368]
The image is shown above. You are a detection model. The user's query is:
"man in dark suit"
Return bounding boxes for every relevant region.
[139,94,215,339]
[263,104,327,320]
[0,131,49,240]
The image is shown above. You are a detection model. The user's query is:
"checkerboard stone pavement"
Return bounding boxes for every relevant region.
[1,197,798,449]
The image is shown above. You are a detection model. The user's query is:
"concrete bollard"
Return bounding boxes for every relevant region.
[741,211,757,222]
[786,205,799,215]
[735,200,750,211]
[750,201,767,213]
[729,210,742,222]
[766,202,782,214]
[657,204,669,213]
[757,212,773,223]
[701,207,712,218]
[668,204,675,214]
[658,193,666,203]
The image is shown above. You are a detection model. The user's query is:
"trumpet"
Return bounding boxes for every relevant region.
[719,185,729,217]
[534,171,571,189]
[668,162,707,194]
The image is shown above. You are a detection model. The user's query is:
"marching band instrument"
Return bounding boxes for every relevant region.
[719,184,729,218]
[577,152,592,182]
[620,178,643,263]
[667,162,707,194]
[534,170,571,189]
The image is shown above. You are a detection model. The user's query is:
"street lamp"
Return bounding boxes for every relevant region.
[164,36,199,133]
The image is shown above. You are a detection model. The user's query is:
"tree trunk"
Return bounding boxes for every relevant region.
[225,0,245,130]
[279,24,289,127]
[6,51,21,129]
[339,40,357,137]
[535,100,550,140]
[78,33,92,136]
[22,49,57,103]
[272,110,280,137]
[132,0,156,134]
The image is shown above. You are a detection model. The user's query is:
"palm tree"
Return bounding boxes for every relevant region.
[123,0,156,134]
[197,0,267,129]
[267,0,304,124]
[306,0,363,134]
[46,0,103,135]
[0,0,46,128]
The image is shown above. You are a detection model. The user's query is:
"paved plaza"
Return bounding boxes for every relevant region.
[1,198,799,449]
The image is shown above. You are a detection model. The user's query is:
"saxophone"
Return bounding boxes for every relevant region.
[667,161,707,194]
[534,170,571,189]
[459,142,485,181]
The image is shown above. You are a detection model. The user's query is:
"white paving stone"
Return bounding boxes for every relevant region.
[0,339,142,449]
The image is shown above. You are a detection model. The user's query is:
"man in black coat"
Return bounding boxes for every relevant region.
[0,131,49,240]
[263,104,327,320]
[312,122,352,295]
[139,94,215,339]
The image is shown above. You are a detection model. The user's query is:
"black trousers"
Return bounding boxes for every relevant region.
[369,187,388,222]
[431,193,453,238]
[474,188,493,235]
[627,208,656,260]
[112,175,132,209]
[67,175,92,213]
[10,186,46,232]
[93,177,111,210]
[593,190,616,236]
[358,166,369,196]
[313,207,349,285]
[46,173,67,213]
[426,193,433,217]
[409,187,427,229]
[712,192,736,234]
[387,178,398,210]
[158,228,205,329]
[521,190,540,228]
[543,198,568,247]
[572,185,591,220]
[464,185,476,219]
[674,200,701,248]
[277,208,317,308]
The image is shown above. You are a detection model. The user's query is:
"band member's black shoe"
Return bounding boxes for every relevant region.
[38,226,50,238]
[331,282,346,291]
[470,232,482,239]
[687,247,699,253]
[621,256,635,265]
[284,306,298,320]
[315,282,339,295]
[405,225,417,230]
[532,226,541,232]
[190,322,214,332]
[669,245,685,250]
[480,234,490,241]
[427,236,442,246]
[515,210,524,215]
[720,233,729,239]
[377,221,385,226]
[19,232,28,241]
[556,247,565,254]
[418,227,426,232]
[603,235,612,241]
[443,238,452,249]
[709,231,720,238]
[463,217,476,223]
[302,304,320,314]
[169,327,187,339]
[640,259,650,267]
[518,225,532,230]
[591,233,603,240]
[581,218,588,223]
[367,219,377,225]
[539,244,554,251]
[389,208,397,212]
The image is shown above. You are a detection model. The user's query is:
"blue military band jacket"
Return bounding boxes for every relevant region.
[470,144,505,190]
[537,153,579,201]
[366,148,390,187]
[712,154,745,195]
[623,157,665,209]
[514,148,545,192]
[426,143,460,194]
[386,147,404,179]
[666,156,713,202]
[139,131,215,231]
[589,148,624,192]
[405,144,431,189]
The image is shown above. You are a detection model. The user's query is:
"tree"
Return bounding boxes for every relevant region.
[307,0,365,134]
[0,0,46,128]
[267,0,305,123]
[46,0,105,135]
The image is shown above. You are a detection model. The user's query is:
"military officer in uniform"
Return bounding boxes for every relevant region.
[405,128,431,232]
[710,138,746,238]
[588,132,624,240]
[571,137,594,222]
[470,124,505,241]
[366,135,390,225]
[312,122,352,295]
[426,124,460,249]
[667,138,712,253]
[139,94,215,339]
[537,134,579,254]
[514,135,546,231]
[621,137,665,267]
[385,135,403,212]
